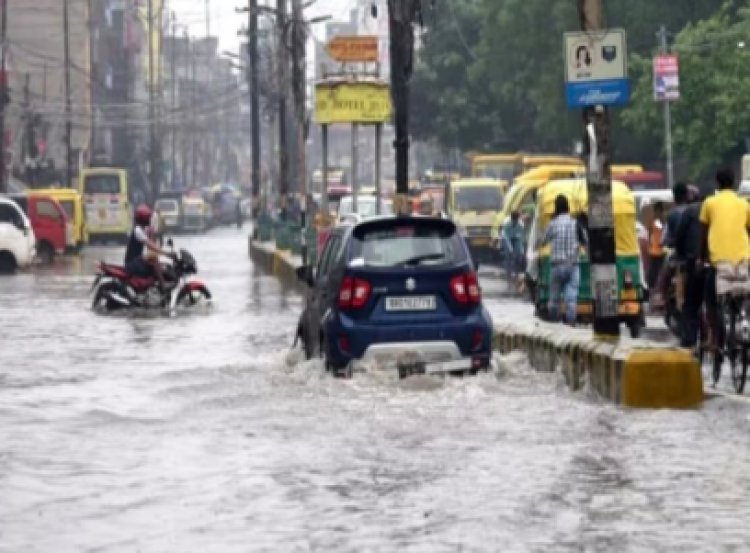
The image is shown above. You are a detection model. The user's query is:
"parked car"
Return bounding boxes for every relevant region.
[0,197,36,273]
[295,216,493,377]
[8,194,69,263]
[336,195,393,225]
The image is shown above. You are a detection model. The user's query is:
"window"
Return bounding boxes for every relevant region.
[155,199,179,213]
[454,187,503,212]
[351,221,466,268]
[0,203,25,229]
[60,200,75,220]
[37,200,62,221]
[84,175,121,194]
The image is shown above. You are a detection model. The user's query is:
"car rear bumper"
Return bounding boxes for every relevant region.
[324,309,493,371]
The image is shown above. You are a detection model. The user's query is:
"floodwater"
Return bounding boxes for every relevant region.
[1,228,750,552]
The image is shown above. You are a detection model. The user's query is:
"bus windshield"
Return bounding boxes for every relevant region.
[454,186,503,212]
[85,175,121,194]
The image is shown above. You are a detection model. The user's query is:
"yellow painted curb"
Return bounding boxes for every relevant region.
[622,349,703,409]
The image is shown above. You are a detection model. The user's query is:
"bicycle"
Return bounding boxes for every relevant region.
[712,292,750,393]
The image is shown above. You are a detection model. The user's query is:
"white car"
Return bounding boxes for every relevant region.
[155,198,181,231]
[0,197,36,273]
[337,195,393,225]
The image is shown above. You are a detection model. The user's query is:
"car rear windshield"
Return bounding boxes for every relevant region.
[350,220,467,268]
[156,199,179,212]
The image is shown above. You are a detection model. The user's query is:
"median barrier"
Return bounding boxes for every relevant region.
[250,237,702,409]
[492,318,703,409]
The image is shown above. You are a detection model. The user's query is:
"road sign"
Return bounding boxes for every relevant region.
[654,54,679,101]
[314,81,391,125]
[564,29,629,108]
[326,35,379,63]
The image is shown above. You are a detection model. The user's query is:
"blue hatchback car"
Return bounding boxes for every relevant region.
[296,217,493,377]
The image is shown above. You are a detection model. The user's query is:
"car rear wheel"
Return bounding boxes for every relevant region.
[0,251,17,274]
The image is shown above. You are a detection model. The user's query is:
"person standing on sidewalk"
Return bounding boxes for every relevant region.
[539,195,588,325]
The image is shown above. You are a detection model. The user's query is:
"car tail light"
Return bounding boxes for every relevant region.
[338,276,371,310]
[451,272,481,305]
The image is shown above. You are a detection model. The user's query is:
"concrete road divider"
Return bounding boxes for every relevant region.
[250,238,703,409]
[493,319,703,409]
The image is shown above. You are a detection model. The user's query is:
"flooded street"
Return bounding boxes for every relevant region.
[2,229,750,552]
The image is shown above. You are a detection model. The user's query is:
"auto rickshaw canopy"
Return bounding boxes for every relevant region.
[537,178,638,256]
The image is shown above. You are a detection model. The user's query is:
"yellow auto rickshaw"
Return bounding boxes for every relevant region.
[533,179,646,337]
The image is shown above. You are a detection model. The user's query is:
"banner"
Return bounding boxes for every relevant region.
[314,81,392,125]
[654,54,679,101]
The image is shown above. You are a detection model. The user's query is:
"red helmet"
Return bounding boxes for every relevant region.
[135,204,152,226]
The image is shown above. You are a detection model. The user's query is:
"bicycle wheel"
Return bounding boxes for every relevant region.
[726,303,739,389]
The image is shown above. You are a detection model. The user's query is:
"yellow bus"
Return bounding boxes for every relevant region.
[79,167,130,243]
[471,152,583,181]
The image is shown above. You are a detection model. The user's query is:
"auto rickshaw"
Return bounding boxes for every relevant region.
[532,178,647,337]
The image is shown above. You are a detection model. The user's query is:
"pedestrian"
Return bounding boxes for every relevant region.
[673,187,704,349]
[150,204,163,247]
[502,211,525,286]
[663,182,688,248]
[700,167,750,354]
[539,194,587,325]
[647,202,666,296]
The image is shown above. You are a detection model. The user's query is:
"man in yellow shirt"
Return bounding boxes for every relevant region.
[699,167,750,352]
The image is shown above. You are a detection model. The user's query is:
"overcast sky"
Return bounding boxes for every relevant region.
[171,0,357,54]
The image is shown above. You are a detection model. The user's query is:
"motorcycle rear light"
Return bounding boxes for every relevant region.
[338,334,350,354]
[451,272,481,305]
[338,276,371,310]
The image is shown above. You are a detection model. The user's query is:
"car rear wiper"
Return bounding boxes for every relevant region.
[399,253,446,266]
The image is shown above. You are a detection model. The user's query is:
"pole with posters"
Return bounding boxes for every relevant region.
[566,4,630,340]
[655,25,677,189]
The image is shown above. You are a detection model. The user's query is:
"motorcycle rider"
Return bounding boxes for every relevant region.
[124,204,176,291]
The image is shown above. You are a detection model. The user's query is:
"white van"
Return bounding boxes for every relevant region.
[0,197,36,273]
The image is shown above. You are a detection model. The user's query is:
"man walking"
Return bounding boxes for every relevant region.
[539,195,587,325]
[674,187,704,348]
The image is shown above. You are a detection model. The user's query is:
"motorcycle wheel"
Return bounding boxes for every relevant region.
[176,285,212,307]
[91,282,125,312]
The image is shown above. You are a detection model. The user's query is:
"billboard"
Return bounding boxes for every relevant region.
[314,81,392,124]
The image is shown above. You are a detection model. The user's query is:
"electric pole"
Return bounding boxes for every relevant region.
[147,0,156,200]
[580,0,619,340]
[63,0,73,187]
[291,0,306,210]
[249,0,261,219]
[277,0,289,219]
[170,12,177,190]
[0,0,8,194]
[387,0,421,215]
[658,24,675,189]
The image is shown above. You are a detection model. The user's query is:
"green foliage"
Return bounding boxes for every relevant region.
[413,0,737,176]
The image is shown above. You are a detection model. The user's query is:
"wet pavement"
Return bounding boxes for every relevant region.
[2,228,750,552]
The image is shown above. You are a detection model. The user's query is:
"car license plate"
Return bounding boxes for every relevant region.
[385,295,436,312]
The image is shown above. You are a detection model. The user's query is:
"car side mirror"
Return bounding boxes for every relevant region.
[296,265,315,287]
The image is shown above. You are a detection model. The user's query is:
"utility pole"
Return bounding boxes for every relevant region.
[190,37,197,188]
[277,0,289,219]
[249,0,261,218]
[387,0,421,215]
[63,0,73,187]
[580,0,619,340]
[170,12,177,190]
[658,24,675,189]
[0,0,8,194]
[147,0,156,200]
[291,0,306,226]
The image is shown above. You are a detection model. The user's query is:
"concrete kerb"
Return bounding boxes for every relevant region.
[249,238,703,409]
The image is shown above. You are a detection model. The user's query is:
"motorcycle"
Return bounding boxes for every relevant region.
[91,240,211,312]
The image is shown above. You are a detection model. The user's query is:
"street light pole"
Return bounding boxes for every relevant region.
[658,24,675,189]
[0,0,8,194]
[277,0,288,219]
[63,0,73,187]
[249,0,261,219]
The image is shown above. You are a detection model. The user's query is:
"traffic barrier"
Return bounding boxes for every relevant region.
[492,319,702,409]
[250,238,702,409]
